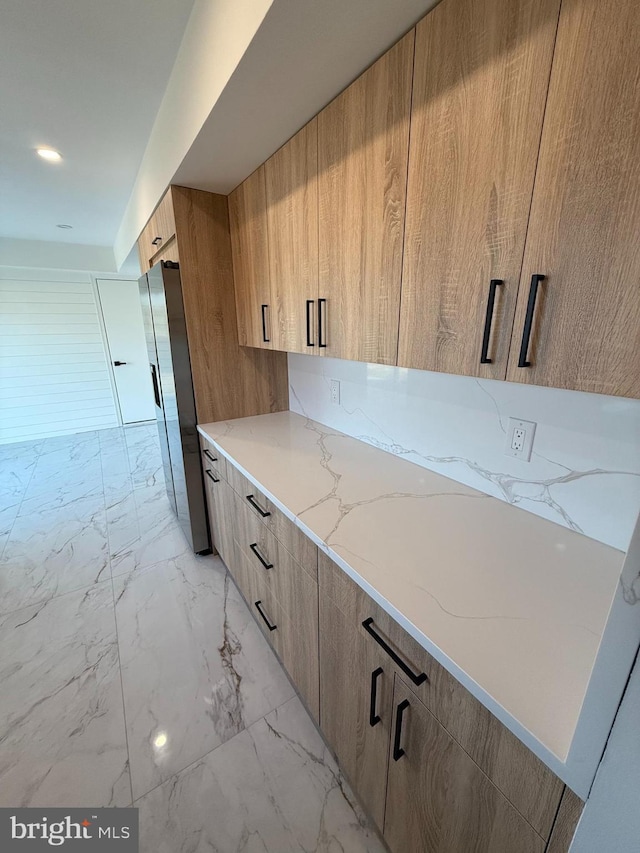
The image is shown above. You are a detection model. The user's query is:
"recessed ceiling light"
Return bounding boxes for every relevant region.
[56,224,73,229]
[36,148,62,162]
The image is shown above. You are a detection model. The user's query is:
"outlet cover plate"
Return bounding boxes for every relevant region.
[505,417,536,461]
[330,379,340,405]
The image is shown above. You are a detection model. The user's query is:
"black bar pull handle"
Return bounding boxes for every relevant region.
[480,279,503,364]
[261,304,270,343]
[518,274,545,368]
[318,298,327,348]
[113,360,127,366]
[369,667,383,727]
[255,600,277,631]
[306,299,315,346]
[151,236,162,246]
[150,363,161,408]
[205,469,219,483]
[203,448,217,462]
[362,618,428,686]
[246,494,271,518]
[393,699,410,761]
[250,542,273,570]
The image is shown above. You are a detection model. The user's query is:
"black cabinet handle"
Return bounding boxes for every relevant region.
[245,494,271,518]
[150,363,161,408]
[393,699,410,761]
[480,279,503,364]
[518,274,545,367]
[113,360,127,366]
[203,448,217,462]
[369,667,383,727]
[250,542,273,570]
[205,469,219,483]
[254,600,277,631]
[318,298,327,348]
[151,236,162,246]
[261,304,270,343]
[306,300,315,346]
[362,618,428,686]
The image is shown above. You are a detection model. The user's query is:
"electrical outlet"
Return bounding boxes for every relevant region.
[505,417,536,461]
[330,379,340,405]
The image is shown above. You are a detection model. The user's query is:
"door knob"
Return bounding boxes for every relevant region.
[113,361,127,366]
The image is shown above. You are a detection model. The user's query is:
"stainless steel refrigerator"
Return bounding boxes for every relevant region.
[139,260,210,553]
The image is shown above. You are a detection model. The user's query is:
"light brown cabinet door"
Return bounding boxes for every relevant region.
[228,166,272,349]
[318,588,392,831]
[398,0,561,379]
[317,31,414,365]
[506,0,640,397]
[265,119,319,354]
[384,677,545,853]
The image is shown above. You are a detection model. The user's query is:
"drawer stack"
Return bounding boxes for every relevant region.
[199,435,319,719]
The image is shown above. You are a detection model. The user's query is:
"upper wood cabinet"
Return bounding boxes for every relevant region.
[228,166,272,348]
[265,119,319,354]
[505,0,640,398]
[317,31,414,365]
[397,0,561,379]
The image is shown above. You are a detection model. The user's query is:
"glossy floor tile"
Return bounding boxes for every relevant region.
[0,425,384,851]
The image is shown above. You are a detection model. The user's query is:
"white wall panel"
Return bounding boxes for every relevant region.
[0,267,119,443]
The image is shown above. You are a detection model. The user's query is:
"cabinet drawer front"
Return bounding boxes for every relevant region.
[231,488,318,636]
[232,543,319,720]
[385,677,545,853]
[318,551,563,838]
[203,473,235,566]
[199,436,229,483]
[226,459,317,579]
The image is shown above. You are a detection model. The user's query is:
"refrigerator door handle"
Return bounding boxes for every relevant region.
[150,363,161,408]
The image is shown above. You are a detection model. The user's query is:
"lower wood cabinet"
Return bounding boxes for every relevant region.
[385,677,544,853]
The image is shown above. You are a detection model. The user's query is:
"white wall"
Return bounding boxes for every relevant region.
[288,354,640,552]
[0,267,119,443]
[0,237,117,272]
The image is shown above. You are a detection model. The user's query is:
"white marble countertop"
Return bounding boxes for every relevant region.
[198,411,628,793]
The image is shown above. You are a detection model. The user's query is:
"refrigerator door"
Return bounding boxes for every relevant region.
[146,262,209,553]
[139,273,177,515]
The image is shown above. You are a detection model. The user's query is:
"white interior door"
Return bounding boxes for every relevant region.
[97,279,155,424]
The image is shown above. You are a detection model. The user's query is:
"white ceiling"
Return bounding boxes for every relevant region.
[0,0,195,247]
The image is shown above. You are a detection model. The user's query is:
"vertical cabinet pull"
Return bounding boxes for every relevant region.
[518,274,545,367]
[203,448,217,462]
[369,667,383,727]
[480,279,503,364]
[249,542,273,570]
[362,618,428,686]
[393,699,410,761]
[245,494,271,518]
[318,298,327,348]
[306,300,315,346]
[254,600,277,631]
[150,363,161,408]
[205,469,219,483]
[261,304,270,343]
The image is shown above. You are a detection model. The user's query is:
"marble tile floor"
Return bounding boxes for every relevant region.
[0,425,385,852]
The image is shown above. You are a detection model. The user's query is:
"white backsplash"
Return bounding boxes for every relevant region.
[288,354,640,552]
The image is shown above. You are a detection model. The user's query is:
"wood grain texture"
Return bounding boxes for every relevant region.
[318,550,564,839]
[228,167,272,348]
[318,31,414,365]
[266,119,319,354]
[506,0,640,397]
[319,587,391,831]
[171,185,288,424]
[233,535,320,720]
[225,459,318,579]
[398,0,561,379]
[384,677,545,853]
[546,787,584,853]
